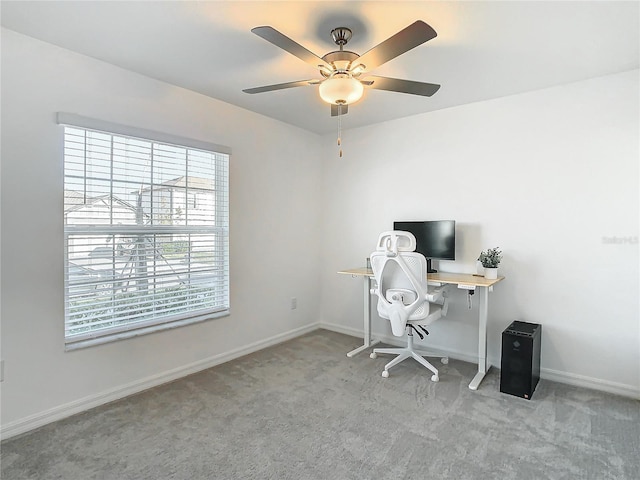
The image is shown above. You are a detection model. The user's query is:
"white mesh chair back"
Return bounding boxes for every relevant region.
[370,231,430,336]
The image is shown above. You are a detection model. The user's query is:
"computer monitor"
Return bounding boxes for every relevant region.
[393,220,456,273]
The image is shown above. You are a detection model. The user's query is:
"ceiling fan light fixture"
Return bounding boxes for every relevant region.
[318,73,364,105]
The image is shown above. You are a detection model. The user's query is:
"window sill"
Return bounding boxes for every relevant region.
[64,309,230,351]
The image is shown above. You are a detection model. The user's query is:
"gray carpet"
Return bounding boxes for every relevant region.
[1,329,639,479]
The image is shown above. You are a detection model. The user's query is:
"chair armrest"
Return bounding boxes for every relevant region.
[426,286,445,303]
[427,285,450,316]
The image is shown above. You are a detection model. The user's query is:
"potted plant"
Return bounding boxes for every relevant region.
[478,247,502,279]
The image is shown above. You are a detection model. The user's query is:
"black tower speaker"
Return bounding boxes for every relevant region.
[500,321,541,400]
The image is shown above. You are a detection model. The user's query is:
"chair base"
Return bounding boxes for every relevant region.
[370,332,448,382]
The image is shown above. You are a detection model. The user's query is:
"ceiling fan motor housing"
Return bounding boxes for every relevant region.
[321,51,361,77]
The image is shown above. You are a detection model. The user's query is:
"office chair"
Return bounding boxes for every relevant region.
[369,231,449,381]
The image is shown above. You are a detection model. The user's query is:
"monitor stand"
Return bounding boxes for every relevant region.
[427,258,437,274]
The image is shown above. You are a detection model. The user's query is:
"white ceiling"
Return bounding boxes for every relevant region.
[1,1,638,134]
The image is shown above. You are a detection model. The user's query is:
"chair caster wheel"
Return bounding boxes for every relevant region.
[370,352,377,359]
[441,357,449,365]
[431,375,439,382]
[382,370,389,378]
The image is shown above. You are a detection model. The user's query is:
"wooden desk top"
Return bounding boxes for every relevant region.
[337,267,373,277]
[428,271,504,287]
[337,268,504,287]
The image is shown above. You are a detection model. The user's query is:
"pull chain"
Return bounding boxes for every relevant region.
[337,103,343,157]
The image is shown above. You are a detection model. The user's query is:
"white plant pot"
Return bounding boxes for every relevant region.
[484,267,498,280]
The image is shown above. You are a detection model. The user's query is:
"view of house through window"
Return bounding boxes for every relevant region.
[63,125,229,347]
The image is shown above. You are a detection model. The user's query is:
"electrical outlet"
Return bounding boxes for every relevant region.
[291,297,297,310]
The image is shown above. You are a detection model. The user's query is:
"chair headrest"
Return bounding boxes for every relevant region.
[376,231,417,256]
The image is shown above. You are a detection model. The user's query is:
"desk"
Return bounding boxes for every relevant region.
[337,268,504,390]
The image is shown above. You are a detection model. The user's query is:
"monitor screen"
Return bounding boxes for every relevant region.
[393,220,456,261]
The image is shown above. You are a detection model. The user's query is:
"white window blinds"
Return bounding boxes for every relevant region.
[60,114,230,348]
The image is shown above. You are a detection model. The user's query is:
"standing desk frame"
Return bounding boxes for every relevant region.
[338,268,504,391]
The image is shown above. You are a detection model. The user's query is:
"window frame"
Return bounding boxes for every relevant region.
[59,113,230,350]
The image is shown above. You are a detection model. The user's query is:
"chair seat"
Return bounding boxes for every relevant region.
[407,302,442,327]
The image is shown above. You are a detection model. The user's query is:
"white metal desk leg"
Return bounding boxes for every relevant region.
[469,285,490,390]
[347,276,380,357]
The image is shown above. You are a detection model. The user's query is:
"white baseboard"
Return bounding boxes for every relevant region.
[0,324,318,441]
[319,322,640,400]
[539,367,640,400]
[316,322,363,339]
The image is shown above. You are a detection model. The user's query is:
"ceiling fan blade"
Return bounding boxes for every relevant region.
[354,21,437,72]
[251,26,332,71]
[330,104,349,117]
[243,79,320,94]
[365,76,440,97]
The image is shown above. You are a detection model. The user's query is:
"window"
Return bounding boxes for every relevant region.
[61,114,229,348]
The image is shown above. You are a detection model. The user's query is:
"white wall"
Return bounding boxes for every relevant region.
[320,70,640,397]
[0,29,324,435]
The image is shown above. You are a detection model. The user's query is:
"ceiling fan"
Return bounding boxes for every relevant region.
[243,21,440,117]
